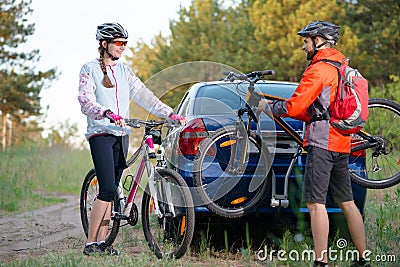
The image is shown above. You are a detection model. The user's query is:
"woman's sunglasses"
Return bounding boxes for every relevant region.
[110,40,128,47]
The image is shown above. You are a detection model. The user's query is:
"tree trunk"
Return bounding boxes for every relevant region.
[1,114,6,151]
[7,118,12,148]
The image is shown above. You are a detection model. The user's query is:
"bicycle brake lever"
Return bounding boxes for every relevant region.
[166,119,182,128]
[126,119,141,128]
[105,112,114,123]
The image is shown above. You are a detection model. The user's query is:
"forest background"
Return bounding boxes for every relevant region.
[0,0,399,149]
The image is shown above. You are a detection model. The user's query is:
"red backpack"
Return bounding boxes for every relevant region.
[322,59,369,135]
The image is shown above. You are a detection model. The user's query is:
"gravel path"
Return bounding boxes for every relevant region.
[0,193,83,262]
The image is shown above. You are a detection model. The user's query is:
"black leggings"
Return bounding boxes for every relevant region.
[88,134,129,202]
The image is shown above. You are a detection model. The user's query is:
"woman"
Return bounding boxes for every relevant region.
[78,22,185,256]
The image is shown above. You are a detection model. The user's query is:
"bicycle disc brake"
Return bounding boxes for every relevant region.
[127,203,138,226]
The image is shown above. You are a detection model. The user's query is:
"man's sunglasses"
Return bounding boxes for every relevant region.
[110,40,128,47]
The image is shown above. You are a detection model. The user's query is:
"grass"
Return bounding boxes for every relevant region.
[0,144,399,266]
[0,144,91,213]
[364,186,400,264]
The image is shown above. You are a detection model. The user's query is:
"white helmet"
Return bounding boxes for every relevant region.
[96,22,128,41]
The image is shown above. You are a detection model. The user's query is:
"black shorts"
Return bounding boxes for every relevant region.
[88,134,129,202]
[302,146,353,205]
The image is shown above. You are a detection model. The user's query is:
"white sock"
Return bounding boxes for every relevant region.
[97,241,105,245]
[85,242,96,246]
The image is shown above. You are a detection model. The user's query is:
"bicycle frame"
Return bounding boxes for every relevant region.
[257,92,384,206]
[259,92,381,153]
[80,118,195,259]
[233,85,381,208]
[113,121,167,222]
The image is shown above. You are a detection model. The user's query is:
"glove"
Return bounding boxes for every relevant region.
[257,99,273,114]
[104,110,125,127]
[169,113,186,126]
[169,113,185,121]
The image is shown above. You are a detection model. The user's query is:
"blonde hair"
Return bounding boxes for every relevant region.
[98,45,114,88]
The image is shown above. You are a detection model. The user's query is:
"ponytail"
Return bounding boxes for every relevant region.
[98,45,114,88]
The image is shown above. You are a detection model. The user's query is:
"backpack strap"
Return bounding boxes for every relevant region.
[308,59,341,123]
[318,59,341,69]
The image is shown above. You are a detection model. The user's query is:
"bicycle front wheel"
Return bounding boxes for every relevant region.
[193,125,272,218]
[141,169,195,259]
[350,98,400,189]
[80,168,120,245]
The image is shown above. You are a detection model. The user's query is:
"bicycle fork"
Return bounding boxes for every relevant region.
[228,122,250,174]
[148,166,176,218]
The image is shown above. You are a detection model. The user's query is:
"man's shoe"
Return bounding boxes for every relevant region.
[313,261,329,267]
[350,259,371,267]
[98,242,119,255]
[83,243,103,255]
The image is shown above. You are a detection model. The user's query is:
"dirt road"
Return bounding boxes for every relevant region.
[0,193,83,262]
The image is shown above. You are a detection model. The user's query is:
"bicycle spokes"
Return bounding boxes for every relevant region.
[350,99,400,189]
[142,169,194,259]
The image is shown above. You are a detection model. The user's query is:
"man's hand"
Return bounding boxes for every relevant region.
[257,99,273,114]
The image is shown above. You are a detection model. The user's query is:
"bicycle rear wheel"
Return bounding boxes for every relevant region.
[141,169,195,259]
[80,168,120,245]
[193,125,272,218]
[350,98,400,189]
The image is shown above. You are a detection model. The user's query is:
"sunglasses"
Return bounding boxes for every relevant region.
[110,40,128,47]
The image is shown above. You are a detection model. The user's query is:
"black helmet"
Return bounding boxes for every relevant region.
[96,22,128,41]
[298,21,340,45]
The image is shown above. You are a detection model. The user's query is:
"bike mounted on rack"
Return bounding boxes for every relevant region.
[192,69,400,219]
[222,70,304,210]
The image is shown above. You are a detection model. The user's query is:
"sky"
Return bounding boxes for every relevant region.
[20,0,192,140]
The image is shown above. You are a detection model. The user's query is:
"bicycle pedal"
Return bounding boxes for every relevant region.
[113,213,125,220]
[163,212,174,218]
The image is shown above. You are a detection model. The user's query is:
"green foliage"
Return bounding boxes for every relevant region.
[126,38,161,81]
[369,75,400,102]
[250,0,345,80]
[0,144,91,213]
[152,0,233,70]
[365,186,400,263]
[344,0,400,87]
[0,0,57,147]
[45,120,84,148]
[128,0,398,92]
[127,0,258,77]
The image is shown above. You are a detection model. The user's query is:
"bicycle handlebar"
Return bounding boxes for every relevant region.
[105,116,179,129]
[124,119,167,128]
[221,70,275,124]
[128,119,182,129]
[223,69,275,82]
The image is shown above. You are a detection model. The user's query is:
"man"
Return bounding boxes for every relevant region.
[258,21,370,267]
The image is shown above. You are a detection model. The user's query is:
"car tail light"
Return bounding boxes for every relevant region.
[177,118,208,156]
[350,134,366,157]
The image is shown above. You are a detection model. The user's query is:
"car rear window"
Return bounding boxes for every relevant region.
[194,82,297,115]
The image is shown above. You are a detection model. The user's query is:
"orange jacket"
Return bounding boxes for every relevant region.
[269,48,351,153]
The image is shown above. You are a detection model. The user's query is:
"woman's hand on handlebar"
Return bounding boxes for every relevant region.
[105,110,126,128]
[169,113,187,126]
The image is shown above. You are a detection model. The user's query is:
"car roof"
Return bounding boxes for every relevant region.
[179,80,298,117]
[195,80,299,87]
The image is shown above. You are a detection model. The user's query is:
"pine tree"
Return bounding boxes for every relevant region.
[0,0,56,150]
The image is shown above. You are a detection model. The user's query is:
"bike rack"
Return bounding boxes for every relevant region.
[270,146,302,208]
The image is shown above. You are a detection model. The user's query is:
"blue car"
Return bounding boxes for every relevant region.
[162,80,367,240]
